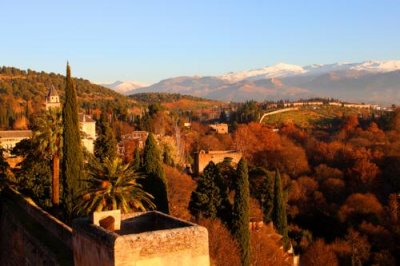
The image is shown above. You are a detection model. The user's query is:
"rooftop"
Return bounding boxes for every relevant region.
[47,85,59,97]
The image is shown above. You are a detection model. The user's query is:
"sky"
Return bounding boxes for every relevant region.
[1,0,399,84]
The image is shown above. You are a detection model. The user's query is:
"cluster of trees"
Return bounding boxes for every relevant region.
[188,158,290,265]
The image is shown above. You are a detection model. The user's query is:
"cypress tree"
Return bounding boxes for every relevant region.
[142,133,169,213]
[272,169,289,250]
[94,119,117,162]
[62,63,84,218]
[232,158,250,266]
[189,161,222,219]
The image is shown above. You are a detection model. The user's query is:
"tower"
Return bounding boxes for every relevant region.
[45,85,61,110]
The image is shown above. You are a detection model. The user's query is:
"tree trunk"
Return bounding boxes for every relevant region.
[52,155,60,206]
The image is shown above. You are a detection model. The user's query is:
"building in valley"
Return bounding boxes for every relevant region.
[194,150,242,175]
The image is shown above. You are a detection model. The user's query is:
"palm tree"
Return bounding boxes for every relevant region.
[32,109,63,207]
[76,157,155,215]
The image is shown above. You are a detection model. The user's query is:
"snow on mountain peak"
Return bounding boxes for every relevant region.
[220,63,305,82]
[350,60,400,72]
[98,80,149,95]
[220,60,400,82]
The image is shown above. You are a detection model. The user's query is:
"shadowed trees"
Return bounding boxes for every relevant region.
[142,133,169,213]
[11,139,52,207]
[249,167,274,222]
[94,116,117,162]
[232,158,251,266]
[272,169,289,250]
[189,161,222,219]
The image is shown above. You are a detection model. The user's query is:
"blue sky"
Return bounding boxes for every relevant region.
[1,0,399,83]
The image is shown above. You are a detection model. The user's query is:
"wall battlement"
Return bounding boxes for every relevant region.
[73,211,210,266]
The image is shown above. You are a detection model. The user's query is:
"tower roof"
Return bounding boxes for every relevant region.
[47,85,59,97]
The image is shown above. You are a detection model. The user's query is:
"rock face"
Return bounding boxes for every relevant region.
[72,211,210,266]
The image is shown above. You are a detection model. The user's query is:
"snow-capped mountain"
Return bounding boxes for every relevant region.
[220,63,305,82]
[131,60,400,104]
[99,81,148,95]
[351,60,400,72]
[219,60,400,82]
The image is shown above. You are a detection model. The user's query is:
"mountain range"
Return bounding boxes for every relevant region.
[122,60,400,104]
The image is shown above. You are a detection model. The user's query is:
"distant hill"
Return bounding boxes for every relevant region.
[131,60,400,105]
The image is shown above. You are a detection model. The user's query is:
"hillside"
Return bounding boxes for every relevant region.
[130,92,225,111]
[0,66,128,102]
[261,105,372,129]
[0,66,133,129]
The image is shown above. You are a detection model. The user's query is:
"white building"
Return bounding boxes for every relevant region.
[79,113,96,154]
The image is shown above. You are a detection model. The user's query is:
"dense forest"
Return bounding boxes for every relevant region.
[175,107,400,265]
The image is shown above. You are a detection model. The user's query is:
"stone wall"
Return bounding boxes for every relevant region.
[0,188,73,266]
[115,225,209,266]
[194,150,242,175]
[72,220,117,266]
